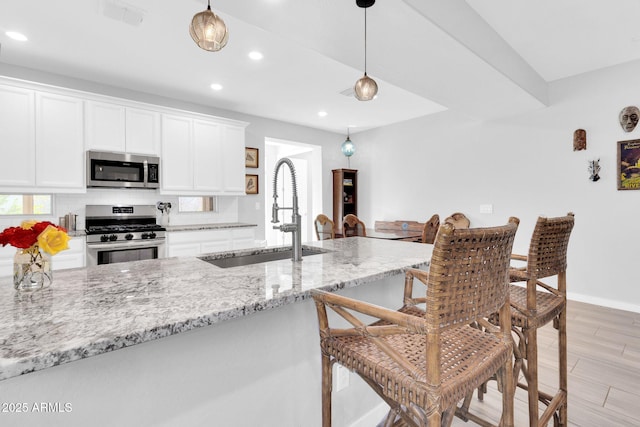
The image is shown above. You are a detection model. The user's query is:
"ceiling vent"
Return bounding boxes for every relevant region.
[102,0,146,26]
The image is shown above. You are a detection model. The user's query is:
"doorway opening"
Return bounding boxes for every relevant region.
[264,138,322,247]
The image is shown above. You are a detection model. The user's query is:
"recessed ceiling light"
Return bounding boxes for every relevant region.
[318,111,328,117]
[248,51,264,61]
[210,83,223,91]
[6,31,28,42]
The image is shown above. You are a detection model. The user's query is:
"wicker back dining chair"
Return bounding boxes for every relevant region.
[421,213,440,244]
[314,214,335,240]
[342,214,366,237]
[311,218,519,427]
[444,212,470,229]
[505,213,575,427]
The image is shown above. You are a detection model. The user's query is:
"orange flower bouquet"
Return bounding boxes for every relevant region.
[0,220,70,291]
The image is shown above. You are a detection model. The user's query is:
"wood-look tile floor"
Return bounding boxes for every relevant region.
[450,301,640,426]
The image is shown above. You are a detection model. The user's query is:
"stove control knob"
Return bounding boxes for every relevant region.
[109,234,118,241]
[125,233,134,241]
[141,233,149,239]
[100,235,109,242]
[149,232,157,239]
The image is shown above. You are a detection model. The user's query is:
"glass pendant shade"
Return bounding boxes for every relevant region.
[341,136,356,157]
[190,2,228,52]
[354,73,378,101]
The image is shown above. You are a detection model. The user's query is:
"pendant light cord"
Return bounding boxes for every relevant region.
[364,8,368,76]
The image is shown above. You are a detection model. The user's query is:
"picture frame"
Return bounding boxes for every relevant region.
[618,139,640,190]
[245,174,259,194]
[245,147,259,168]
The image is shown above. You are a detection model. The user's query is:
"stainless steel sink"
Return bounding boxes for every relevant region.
[199,246,329,268]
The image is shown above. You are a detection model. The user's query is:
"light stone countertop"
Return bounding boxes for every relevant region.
[0,237,432,381]
[164,222,257,232]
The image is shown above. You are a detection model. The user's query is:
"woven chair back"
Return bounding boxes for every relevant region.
[444,212,470,229]
[314,214,335,240]
[343,214,366,237]
[527,213,575,279]
[426,218,519,331]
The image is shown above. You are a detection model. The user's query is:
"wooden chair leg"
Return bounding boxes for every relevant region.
[525,327,540,427]
[322,355,332,427]
[558,310,568,427]
[499,357,515,427]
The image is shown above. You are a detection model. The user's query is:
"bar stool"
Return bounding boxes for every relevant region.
[460,213,575,427]
[507,213,574,427]
[311,218,519,427]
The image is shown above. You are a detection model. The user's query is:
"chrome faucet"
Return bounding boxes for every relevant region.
[271,157,302,261]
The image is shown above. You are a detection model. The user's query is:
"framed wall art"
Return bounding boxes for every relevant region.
[245,147,259,168]
[245,174,259,194]
[617,139,640,190]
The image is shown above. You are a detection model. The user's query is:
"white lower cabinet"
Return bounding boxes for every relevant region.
[166,228,256,258]
[0,236,86,278]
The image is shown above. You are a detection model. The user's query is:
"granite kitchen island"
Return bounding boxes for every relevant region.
[0,237,432,427]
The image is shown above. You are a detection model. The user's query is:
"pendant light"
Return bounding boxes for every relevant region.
[341,128,356,168]
[354,0,378,101]
[190,0,228,52]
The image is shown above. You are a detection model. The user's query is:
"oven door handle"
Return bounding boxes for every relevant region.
[86,239,165,250]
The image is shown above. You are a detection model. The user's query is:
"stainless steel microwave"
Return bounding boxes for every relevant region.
[86,151,160,189]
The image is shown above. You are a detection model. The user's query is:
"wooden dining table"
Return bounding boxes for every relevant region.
[364,228,423,241]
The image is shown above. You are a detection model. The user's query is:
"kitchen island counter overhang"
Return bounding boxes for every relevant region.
[0,237,432,381]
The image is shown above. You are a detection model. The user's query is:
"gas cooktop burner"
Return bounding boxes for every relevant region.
[86,224,165,234]
[85,205,166,244]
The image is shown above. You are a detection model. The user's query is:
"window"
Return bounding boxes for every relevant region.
[0,195,53,216]
[178,197,217,213]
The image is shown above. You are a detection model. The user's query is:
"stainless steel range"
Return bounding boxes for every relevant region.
[85,205,166,266]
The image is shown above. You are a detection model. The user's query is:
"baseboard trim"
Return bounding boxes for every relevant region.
[349,402,389,427]
[568,292,640,313]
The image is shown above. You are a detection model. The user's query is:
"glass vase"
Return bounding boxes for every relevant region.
[13,246,52,291]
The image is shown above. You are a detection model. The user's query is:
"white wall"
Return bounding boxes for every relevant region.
[355,60,640,312]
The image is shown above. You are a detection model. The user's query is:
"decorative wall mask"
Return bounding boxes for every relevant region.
[588,159,601,182]
[573,129,586,151]
[619,106,640,132]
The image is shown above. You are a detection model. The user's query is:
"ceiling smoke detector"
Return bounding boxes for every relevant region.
[102,0,146,26]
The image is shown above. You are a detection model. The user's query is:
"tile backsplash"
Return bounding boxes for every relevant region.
[0,190,239,230]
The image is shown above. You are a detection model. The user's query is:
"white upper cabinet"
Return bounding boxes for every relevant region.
[220,125,246,194]
[0,85,84,192]
[85,101,126,152]
[193,119,223,192]
[0,85,36,187]
[161,114,192,191]
[126,107,160,155]
[35,92,85,190]
[85,101,159,155]
[161,113,247,195]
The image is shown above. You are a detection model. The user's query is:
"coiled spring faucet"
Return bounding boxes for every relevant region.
[271,157,302,261]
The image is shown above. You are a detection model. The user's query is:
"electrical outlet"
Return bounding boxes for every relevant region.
[255,202,260,210]
[479,204,493,214]
[335,364,350,391]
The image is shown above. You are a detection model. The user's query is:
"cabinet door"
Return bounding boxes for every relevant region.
[220,125,246,193]
[0,86,36,187]
[54,237,86,270]
[201,240,231,254]
[167,243,201,258]
[193,119,223,192]
[85,101,126,152]
[126,107,160,155]
[161,114,193,191]
[35,92,85,189]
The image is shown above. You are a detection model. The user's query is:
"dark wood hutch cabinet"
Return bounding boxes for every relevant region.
[332,168,358,233]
